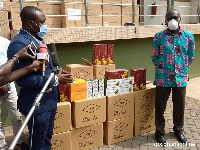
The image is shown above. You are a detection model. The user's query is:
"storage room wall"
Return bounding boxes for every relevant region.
[56,34,200,82]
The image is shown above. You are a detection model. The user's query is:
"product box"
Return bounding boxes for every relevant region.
[37,3,61,15]
[130,68,146,91]
[0,11,10,39]
[72,97,106,128]
[134,109,155,136]
[51,131,71,150]
[106,79,121,88]
[107,44,114,64]
[84,4,102,27]
[69,91,87,102]
[120,77,134,87]
[92,44,107,65]
[69,80,87,93]
[61,3,85,27]
[71,123,103,150]
[66,59,93,80]
[104,116,134,145]
[10,2,37,29]
[120,86,133,94]
[58,84,69,102]
[139,68,146,90]
[134,88,156,114]
[117,69,128,78]
[102,5,121,26]
[53,102,72,134]
[93,64,115,79]
[106,87,121,96]
[0,1,10,12]
[105,70,121,79]
[107,93,134,121]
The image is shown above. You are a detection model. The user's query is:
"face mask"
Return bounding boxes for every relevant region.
[37,25,48,38]
[168,19,179,31]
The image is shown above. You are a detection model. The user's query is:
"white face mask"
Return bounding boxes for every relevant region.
[168,19,179,31]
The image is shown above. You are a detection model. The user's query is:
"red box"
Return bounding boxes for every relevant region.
[116,69,128,78]
[92,44,101,65]
[139,68,146,90]
[107,44,114,64]
[130,69,140,91]
[100,44,108,65]
[58,84,69,102]
[105,70,121,80]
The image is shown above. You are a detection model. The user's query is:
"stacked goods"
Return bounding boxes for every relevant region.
[130,68,146,91]
[105,69,134,96]
[10,2,37,30]
[134,87,156,136]
[37,3,62,28]
[93,44,115,79]
[51,102,72,150]
[0,10,10,39]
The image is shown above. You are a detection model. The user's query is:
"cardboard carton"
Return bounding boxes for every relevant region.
[69,91,87,102]
[122,5,139,26]
[93,64,115,79]
[134,109,155,136]
[102,5,121,26]
[0,11,10,39]
[0,1,10,12]
[37,3,61,15]
[46,17,62,28]
[66,59,93,80]
[53,102,72,134]
[72,97,106,128]
[104,116,134,145]
[69,81,87,93]
[51,131,71,150]
[72,123,103,150]
[103,0,121,4]
[61,3,85,27]
[134,88,155,114]
[107,93,134,121]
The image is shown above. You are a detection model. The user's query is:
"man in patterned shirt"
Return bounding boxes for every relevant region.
[151,9,195,145]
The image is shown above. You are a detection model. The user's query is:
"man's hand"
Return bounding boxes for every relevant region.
[0,85,9,96]
[30,60,44,72]
[15,45,36,60]
[57,68,73,84]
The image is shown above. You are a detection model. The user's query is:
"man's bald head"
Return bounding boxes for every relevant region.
[165,9,181,22]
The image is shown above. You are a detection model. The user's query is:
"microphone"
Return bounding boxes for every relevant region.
[48,43,60,73]
[37,44,48,76]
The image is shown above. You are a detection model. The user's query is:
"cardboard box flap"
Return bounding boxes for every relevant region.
[82,58,92,66]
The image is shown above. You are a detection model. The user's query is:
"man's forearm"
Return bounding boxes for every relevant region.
[0,59,16,76]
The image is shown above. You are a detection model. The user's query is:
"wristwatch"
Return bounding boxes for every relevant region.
[11,55,19,64]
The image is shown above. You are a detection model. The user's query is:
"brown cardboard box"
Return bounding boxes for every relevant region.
[93,64,115,79]
[107,93,134,121]
[87,0,102,3]
[63,0,84,2]
[53,102,72,134]
[0,1,10,12]
[104,116,134,145]
[66,59,93,80]
[10,29,19,39]
[46,17,62,28]
[121,0,137,4]
[103,0,121,4]
[10,2,37,29]
[103,5,121,26]
[72,123,103,150]
[37,3,61,15]
[134,109,155,136]
[72,97,106,128]
[85,4,102,27]
[0,11,10,39]
[122,5,139,26]
[51,131,72,150]
[134,88,155,114]
[61,3,85,27]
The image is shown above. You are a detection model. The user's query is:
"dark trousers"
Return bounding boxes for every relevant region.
[155,86,186,135]
[25,108,56,150]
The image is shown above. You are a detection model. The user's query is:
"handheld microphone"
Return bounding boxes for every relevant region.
[48,43,60,73]
[37,44,48,76]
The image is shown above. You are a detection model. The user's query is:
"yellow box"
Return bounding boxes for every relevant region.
[70,91,87,102]
[69,81,87,93]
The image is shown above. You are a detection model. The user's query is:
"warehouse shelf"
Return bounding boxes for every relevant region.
[10,24,200,44]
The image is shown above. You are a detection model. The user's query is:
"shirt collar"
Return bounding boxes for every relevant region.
[166,27,183,34]
[21,28,43,44]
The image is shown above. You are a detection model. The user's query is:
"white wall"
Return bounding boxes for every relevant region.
[143,0,194,25]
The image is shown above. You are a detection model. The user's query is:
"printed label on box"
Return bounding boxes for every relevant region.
[67,8,81,20]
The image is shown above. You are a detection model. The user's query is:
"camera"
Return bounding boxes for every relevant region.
[27,41,37,56]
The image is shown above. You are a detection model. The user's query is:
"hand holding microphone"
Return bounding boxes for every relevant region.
[37,44,48,76]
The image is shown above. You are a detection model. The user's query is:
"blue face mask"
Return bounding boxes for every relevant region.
[37,25,48,38]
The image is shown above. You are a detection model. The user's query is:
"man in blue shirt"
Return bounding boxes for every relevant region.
[7,6,73,150]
